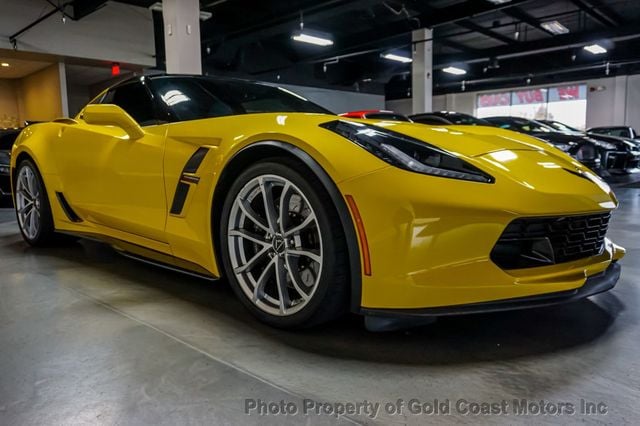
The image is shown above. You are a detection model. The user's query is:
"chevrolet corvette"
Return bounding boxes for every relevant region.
[10,74,625,329]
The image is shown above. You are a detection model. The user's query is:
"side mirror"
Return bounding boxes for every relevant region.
[82,104,145,140]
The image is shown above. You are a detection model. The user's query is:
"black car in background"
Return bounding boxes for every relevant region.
[541,120,640,172]
[484,116,640,173]
[410,111,492,126]
[588,126,640,142]
[0,128,20,200]
[539,120,582,134]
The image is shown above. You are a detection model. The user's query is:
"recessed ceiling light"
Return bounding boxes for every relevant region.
[382,53,412,63]
[292,32,334,46]
[0,63,9,67]
[443,66,467,75]
[540,20,569,35]
[584,44,607,54]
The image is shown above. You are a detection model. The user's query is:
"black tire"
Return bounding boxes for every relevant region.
[14,159,60,246]
[219,158,350,329]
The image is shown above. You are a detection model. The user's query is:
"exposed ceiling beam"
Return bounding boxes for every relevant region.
[456,20,517,45]
[436,23,640,67]
[202,0,380,46]
[501,6,555,36]
[570,0,623,27]
[293,0,536,65]
[438,38,478,53]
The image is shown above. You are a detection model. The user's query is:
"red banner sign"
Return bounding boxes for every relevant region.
[477,93,510,108]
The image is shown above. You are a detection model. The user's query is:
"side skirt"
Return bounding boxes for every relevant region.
[117,250,218,282]
[59,230,219,282]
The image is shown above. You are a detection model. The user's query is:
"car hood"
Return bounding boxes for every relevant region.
[476,148,616,205]
[530,131,587,144]
[368,121,548,157]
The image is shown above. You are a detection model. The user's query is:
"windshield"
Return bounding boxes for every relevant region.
[150,77,333,122]
[546,121,579,133]
[445,113,491,126]
[487,118,554,134]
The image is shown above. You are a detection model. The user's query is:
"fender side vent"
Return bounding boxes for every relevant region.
[55,192,83,222]
[170,147,210,216]
[170,182,190,215]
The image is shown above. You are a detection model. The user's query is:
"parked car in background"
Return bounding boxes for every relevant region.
[410,111,492,126]
[539,120,583,135]
[540,120,640,172]
[339,110,412,122]
[484,116,613,172]
[588,126,640,141]
[0,128,21,199]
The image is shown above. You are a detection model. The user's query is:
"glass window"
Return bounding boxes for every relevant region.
[476,84,587,130]
[150,77,332,122]
[546,85,587,131]
[106,83,156,126]
[476,92,511,118]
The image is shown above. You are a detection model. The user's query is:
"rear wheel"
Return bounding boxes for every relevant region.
[219,160,350,329]
[14,159,58,246]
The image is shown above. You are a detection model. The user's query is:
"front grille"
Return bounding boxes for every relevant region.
[491,213,611,270]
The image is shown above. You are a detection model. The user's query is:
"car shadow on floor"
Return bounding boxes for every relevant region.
[5,234,626,367]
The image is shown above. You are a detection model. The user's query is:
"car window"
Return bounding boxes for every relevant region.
[365,113,411,122]
[104,83,157,126]
[412,116,450,125]
[592,128,628,137]
[151,78,235,122]
[445,114,490,126]
[150,77,332,122]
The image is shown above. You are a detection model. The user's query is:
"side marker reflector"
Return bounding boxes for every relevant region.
[345,195,371,276]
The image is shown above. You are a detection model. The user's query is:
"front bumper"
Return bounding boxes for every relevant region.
[602,150,640,170]
[339,152,623,310]
[362,262,621,318]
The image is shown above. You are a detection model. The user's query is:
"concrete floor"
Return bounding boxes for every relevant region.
[0,188,638,425]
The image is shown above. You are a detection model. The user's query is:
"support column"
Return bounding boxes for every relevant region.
[411,28,433,114]
[162,0,202,75]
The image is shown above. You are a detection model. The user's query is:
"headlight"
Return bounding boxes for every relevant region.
[320,120,494,183]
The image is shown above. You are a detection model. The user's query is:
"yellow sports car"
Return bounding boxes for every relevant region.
[10,75,624,329]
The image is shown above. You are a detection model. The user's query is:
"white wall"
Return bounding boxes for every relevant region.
[625,75,640,131]
[387,74,640,129]
[281,83,385,114]
[0,0,154,67]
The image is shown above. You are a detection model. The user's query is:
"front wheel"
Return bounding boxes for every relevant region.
[219,160,350,329]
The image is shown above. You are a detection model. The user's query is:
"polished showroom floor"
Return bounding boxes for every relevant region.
[0,186,638,425]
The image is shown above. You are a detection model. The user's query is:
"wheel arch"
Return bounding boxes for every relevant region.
[211,140,363,313]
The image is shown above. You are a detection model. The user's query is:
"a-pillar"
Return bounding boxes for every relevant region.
[162,0,202,74]
[411,28,433,114]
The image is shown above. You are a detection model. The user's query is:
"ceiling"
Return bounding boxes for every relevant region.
[21,0,640,96]
[0,56,52,79]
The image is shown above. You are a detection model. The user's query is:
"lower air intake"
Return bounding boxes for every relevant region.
[491,212,611,270]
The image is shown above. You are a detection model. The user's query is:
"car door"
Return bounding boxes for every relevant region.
[56,81,168,243]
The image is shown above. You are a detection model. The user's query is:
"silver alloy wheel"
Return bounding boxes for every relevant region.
[227,174,323,316]
[16,165,42,240]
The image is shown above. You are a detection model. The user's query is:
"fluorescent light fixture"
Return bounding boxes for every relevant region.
[0,63,9,67]
[485,0,512,4]
[443,66,467,75]
[540,20,569,35]
[584,43,607,54]
[382,53,412,63]
[292,32,334,46]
